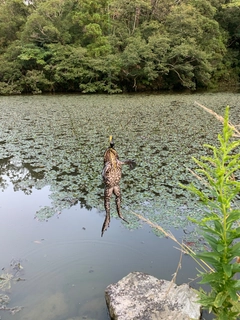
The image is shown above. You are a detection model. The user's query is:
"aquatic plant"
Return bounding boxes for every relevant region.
[130,106,240,319]
[0,259,24,315]
[0,94,239,233]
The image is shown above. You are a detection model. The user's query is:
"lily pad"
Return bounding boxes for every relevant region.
[0,93,239,231]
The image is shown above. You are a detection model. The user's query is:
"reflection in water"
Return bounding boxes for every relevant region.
[0,94,204,231]
[0,94,239,229]
[0,94,230,320]
[0,157,44,194]
[0,180,202,320]
[101,136,136,236]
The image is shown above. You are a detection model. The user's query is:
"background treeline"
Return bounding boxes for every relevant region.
[0,0,239,94]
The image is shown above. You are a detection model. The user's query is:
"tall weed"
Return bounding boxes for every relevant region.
[183,107,240,319]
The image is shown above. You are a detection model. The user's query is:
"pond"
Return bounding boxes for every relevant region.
[0,92,240,320]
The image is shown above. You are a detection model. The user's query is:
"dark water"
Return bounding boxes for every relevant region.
[1,93,239,319]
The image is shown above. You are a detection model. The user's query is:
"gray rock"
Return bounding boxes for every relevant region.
[105,271,201,320]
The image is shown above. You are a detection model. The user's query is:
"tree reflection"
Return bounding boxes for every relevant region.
[0,157,44,194]
[0,153,101,221]
[0,94,222,229]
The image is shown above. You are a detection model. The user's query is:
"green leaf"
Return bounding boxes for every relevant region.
[197,288,215,306]
[214,220,223,234]
[231,242,240,257]
[213,291,227,308]
[235,227,240,238]
[201,225,221,236]
[232,262,240,274]
[203,233,223,252]
[217,243,225,252]
[222,263,232,277]
[197,251,220,267]
[233,280,240,290]
[199,272,221,284]
[226,210,240,226]
[228,287,238,302]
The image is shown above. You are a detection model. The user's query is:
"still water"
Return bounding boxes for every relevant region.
[1,178,198,320]
[1,93,239,319]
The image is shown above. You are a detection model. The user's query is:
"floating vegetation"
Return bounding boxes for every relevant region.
[0,93,240,232]
[0,273,13,291]
[0,259,24,316]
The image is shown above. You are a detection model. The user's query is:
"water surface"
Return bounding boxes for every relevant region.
[1,93,239,319]
[1,179,198,320]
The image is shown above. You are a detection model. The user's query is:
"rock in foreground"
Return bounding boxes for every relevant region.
[105,271,201,320]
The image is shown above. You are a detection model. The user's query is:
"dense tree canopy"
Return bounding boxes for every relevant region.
[0,0,238,94]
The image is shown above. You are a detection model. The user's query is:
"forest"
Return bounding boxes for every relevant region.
[0,0,239,94]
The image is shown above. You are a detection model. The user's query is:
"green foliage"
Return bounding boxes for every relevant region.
[216,5,240,86]
[183,107,240,319]
[0,0,30,48]
[0,0,238,93]
[164,2,226,89]
[44,43,86,91]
